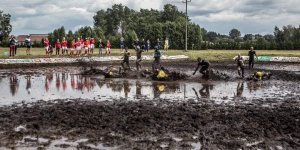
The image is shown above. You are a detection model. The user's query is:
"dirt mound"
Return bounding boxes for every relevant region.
[0,98,300,149]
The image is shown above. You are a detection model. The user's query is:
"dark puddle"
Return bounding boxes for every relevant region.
[0,73,299,106]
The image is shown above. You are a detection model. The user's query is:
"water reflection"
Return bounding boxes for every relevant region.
[234,80,244,98]
[25,75,31,94]
[192,84,213,99]
[9,75,19,96]
[0,73,297,106]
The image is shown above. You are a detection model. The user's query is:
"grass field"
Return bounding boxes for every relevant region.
[1,47,300,61]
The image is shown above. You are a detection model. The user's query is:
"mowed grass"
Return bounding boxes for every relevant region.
[0,47,300,61]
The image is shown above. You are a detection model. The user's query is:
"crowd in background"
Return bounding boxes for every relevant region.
[8,35,170,57]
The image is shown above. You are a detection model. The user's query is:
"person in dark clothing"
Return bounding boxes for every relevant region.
[156,38,161,49]
[152,46,161,71]
[136,46,143,71]
[9,36,17,57]
[235,54,245,78]
[121,47,131,71]
[141,39,146,51]
[146,39,150,52]
[248,47,257,69]
[193,58,210,75]
[133,38,140,49]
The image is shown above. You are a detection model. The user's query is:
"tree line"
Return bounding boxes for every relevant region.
[1,5,300,50]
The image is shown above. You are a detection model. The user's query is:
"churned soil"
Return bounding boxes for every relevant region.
[0,98,300,149]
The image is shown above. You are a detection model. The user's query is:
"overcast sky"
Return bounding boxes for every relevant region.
[1,0,299,35]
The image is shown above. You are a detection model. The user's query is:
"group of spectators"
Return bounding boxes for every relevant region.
[7,35,170,57]
[43,37,111,57]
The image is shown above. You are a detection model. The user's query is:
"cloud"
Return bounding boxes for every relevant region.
[0,0,299,35]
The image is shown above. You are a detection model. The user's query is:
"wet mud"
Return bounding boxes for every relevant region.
[0,61,299,149]
[0,99,300,149]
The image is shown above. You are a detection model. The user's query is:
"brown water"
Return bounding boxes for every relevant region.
[0,73,299,106]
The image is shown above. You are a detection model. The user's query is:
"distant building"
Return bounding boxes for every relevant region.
[17,34,48,45]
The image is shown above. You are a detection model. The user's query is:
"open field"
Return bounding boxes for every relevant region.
[1,47,300,60]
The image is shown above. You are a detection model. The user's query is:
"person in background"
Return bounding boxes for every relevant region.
[55,39,61,56]
[235,53,245,78]
[146,39,150,52]
[90,37,95,54]
[156,38,161,49]
[84,38,90,55]
[248,46,257,69]
[25,35,31,55]
[106,39,111,55]
[44,37,50,56]
[164,37,169,51]
[152,46,161,71]
[99,39,104,56]
[61,37,68,55]
[120,36,125,52]
[9,35,16,57]
[15,38,19,55]
[69,39,76,56]
[76,38,82,56]
[141,39,146,51]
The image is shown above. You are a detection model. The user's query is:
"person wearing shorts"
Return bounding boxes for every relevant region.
[69,39,76,56]
[90,37,95,54]
[61,37,68,55]
[25,35,31,55]
[44,37,50,56]
[106,39,111,55]
[84,38,89,55]
[76,38,81,56]
[235,53,245,78]
[136,46,143,71]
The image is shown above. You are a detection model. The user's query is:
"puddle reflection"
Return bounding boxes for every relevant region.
[0,73,298,106]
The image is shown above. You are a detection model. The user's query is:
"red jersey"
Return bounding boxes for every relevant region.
[84,40,90,48]
[55,41,61,48]
[90,39,95,44]
[70,41,76,48]
[44,39,49,47]
[106,41,111,48]
[62,39,67,47]
[80,38,83,44]
[76,40,81,47]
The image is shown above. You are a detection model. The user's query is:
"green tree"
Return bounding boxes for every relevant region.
[229,28,241,39]
[0,11,12,46]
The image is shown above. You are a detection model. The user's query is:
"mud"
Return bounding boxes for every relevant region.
[0,98,300,149]
[0,61,299,149]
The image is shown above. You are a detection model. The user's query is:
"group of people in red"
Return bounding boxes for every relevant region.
[43,37,111,57]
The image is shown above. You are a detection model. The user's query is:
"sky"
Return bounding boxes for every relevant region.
[0,0,299,35]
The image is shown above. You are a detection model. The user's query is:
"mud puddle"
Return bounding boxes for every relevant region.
[0,73,299,106]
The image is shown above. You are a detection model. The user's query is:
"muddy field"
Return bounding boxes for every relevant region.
[0,61,299,149]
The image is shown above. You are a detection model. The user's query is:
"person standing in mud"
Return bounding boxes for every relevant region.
[193,58,210,76]
[235,54,245,78]
[248,47,257,69]
[152,46,161,71]
[121,47,131,71]
[136,45,143,71]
